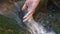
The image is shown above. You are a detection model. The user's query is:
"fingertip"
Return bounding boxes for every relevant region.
[23,18,27,22]
[22,4,27,11]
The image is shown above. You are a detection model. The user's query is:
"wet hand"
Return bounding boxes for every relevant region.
[22,0,40,22]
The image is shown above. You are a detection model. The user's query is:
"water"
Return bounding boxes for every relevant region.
[0,0,56,34]
[0,0,27,29]
[26,17,56,34]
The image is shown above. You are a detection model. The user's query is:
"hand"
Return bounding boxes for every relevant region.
[22,0,40,22]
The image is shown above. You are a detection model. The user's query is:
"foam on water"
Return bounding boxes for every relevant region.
[27,17,56,34]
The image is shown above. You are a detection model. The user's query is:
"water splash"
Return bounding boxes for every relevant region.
[27,17,56,34]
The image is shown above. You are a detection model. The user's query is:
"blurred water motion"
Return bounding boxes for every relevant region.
[0,0,26,27]
[0,0,28,34]
[0,0,60,34]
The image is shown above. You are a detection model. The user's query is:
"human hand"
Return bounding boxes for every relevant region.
[22,0,40,22]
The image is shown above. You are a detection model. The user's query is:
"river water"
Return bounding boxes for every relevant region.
[0,0,60,34]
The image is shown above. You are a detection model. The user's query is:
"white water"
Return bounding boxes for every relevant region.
[27,17,56,34]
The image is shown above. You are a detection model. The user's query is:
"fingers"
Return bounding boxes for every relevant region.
[22,0,40,22]
[23,14,33,22]
[22,2,37,22]
[22,3,27,11]
[23,9,34,22]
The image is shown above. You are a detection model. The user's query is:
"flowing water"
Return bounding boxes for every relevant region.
[26,16,56,34]
[0,0,57,34]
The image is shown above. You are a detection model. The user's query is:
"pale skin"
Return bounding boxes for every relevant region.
[22,0,40,22]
